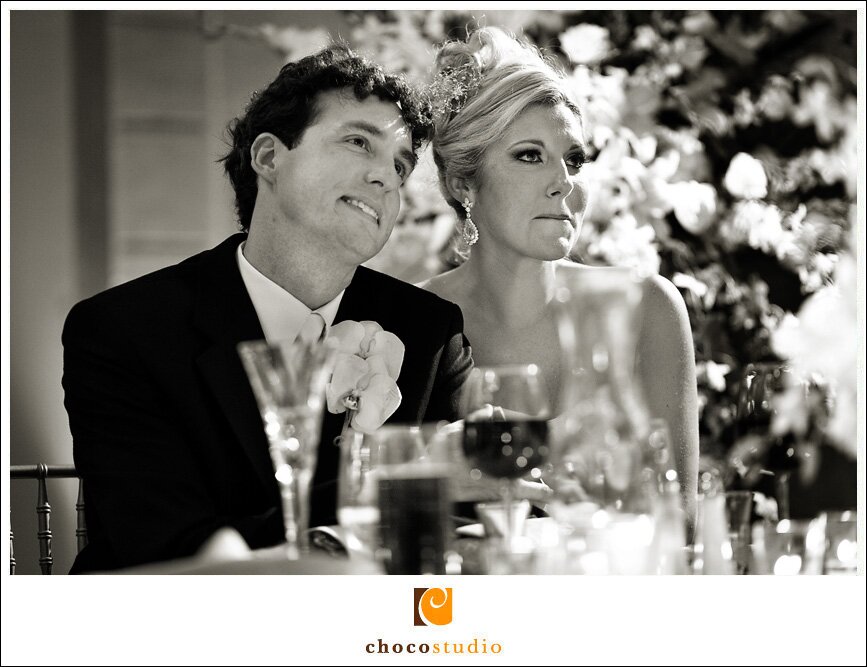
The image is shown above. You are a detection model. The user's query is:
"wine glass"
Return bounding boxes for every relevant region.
[731,362,797,519]
[238,338,335,560]
[462,364,551,557]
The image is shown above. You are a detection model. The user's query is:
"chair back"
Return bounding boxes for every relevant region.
[10,464,86,574]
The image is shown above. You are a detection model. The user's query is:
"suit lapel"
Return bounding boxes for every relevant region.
[333,266,381,325]
[192,235,276,495]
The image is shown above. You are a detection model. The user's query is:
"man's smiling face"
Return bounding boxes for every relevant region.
[270,89,416,266]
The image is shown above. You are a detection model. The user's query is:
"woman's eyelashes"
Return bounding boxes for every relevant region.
[515,148,543,164]
[513,148,586,172]
[565,151,587,171]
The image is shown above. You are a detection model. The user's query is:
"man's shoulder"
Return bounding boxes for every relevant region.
[67,252,198,323]
[354,266,461,315]
[65,235,243,331]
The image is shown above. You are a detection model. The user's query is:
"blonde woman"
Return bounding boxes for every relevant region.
[422,28,698,525]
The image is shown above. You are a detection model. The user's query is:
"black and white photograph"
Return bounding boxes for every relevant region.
[3,6,864,665]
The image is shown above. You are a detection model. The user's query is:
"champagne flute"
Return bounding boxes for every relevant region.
[238,338,335,560]
[462,364,551,556]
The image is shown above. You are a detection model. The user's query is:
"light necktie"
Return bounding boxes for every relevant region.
[297,311,326,344]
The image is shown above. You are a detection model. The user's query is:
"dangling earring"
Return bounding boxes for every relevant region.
[462,197,479,246]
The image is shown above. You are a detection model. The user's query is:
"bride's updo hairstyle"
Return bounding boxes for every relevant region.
[431,27,582,220]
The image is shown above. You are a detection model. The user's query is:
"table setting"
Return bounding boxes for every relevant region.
[126,268,856,576]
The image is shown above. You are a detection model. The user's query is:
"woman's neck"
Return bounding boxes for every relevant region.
[462,246,557,328]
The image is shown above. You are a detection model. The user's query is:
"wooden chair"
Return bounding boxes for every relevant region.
[10,464,87,574]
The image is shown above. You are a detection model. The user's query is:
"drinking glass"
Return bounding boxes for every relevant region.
[462,364,551,556]
[733,363,797,519]
[822,510,857,574]
[693,493,735,575]
[238,338,335,559]
[549,267,656,516]
[724,490,754,574]
[753,517,826,575]
[336,425,425,556]
[375,427,452,574]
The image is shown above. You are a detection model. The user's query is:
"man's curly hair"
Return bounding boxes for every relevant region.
[221,44,432,232]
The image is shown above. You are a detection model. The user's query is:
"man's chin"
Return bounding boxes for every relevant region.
[344,238,389,268]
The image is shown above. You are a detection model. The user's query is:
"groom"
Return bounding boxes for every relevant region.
[62,45,473,573]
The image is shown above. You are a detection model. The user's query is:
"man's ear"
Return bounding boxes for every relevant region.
[250,133,280,184]
[445,175,474,208]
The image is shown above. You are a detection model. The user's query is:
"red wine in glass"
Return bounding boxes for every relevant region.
[463,419,550,479]
[460,365,552,565]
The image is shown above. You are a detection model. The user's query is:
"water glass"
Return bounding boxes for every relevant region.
[822,510,857,574]
[337,425,425,555]
[373,426,453,574]
[753,518,826,575]
[692,493,735,574]
[725,491,754,575]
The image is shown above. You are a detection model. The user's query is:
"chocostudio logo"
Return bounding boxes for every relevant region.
[413,587,452,626]
[362,587,503,655]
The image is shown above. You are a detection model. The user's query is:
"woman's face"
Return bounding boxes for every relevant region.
[471,102,589,261]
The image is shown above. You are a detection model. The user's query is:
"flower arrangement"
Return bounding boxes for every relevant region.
[771,237,857,459]
[325,320,405,436]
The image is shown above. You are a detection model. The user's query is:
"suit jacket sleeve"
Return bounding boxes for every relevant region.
[62,300,281,570]
[423,301,473,423]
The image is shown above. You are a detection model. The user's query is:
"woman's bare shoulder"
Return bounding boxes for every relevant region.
[553,264,689,336]
[641,273,692,346]
[643,273,689,318]
[416,266,467,302]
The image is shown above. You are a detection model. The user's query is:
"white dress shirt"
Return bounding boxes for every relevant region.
[236,242,344,344]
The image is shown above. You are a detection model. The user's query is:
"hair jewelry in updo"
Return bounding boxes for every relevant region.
[430,28,582,245]
[430,28,546,129]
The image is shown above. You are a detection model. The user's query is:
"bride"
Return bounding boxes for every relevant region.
[421,27,698,525]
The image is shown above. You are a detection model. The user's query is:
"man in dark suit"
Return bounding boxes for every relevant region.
[62,45,473,573]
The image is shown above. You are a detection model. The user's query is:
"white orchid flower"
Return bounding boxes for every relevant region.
[327,321,404,376]
[327,321,366,355]
[357,321,383,356]
[351,374,403,434]
[325,353,368,414]
[366,332,404,379]
[324,320,406,434]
